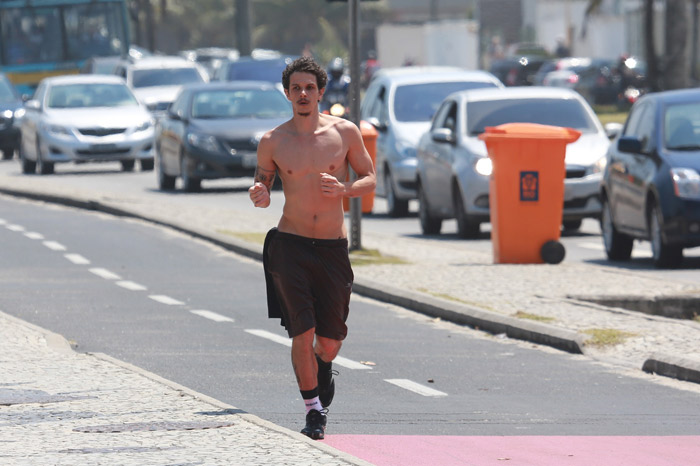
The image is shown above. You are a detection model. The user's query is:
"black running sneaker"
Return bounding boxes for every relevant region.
[318,368,338,408]
[301,409,327,440]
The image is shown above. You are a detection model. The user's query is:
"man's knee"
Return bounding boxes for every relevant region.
[315,335,342,360]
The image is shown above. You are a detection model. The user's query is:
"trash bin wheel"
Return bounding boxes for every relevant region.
[541,240,565,264]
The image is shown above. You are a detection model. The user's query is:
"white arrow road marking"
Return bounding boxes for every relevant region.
[43,241,67,251]
[385,379,448,397]
[116,281,147,291]
[89,268,122,280]
[190,310,234,322]
[6,224,25,232]
[65,254,90,265]
[24,232,44,240]
[149,295,185,305]
[244,329,372,370]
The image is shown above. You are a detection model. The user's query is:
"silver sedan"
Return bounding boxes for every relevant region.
[19,74,155,175]
[416,87,609,237]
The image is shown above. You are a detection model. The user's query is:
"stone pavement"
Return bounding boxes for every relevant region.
[2,170,700,463]
[0,310,372,465]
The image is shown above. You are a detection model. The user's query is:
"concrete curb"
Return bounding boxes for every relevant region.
[91,352,373,466]
[642,353,700,385]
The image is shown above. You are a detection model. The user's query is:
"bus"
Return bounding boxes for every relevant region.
[0,0,130,96]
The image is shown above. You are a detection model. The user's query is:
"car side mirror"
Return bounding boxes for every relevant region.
[24,100,41,112]
[604,122,623,140]
[367,116,387,132]
[617,136,642,154]
[431,128,455,144]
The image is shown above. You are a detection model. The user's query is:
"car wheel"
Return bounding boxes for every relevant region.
[140,159,154,171]
[157,155,176,190]
[418,181,441,235]
[562,219,582,232]
[36,139,54,175]
[1,148,13,160]
[181,156,201,192]
[385,171,408,217]
[649,202,683,268]
[19,143,35,174]
[121,160,135,171]
[600,196,632,260]
[453,183,480,239]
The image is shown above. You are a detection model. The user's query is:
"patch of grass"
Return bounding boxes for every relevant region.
[217,230,267,245]
[582,328,637,347]
[594,105,628,126]
[416,288,499,312]
[513,311,555,323]
[349,248,409,266]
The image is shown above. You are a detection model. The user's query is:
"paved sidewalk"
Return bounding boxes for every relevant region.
[0,310,371,466]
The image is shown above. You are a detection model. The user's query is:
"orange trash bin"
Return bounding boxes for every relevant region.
[343,120,377,214]
[479,123,581,264]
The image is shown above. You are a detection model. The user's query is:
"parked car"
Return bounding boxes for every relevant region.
[211,55,298,92]
[18,74,155,174]
[600,89,700,268]
[0,72,24,160]
[416,87,608,237]
[532,57,592,86]
[360,67,504,217]
[113,56,208,116]
[489,56,547,87]
[155,81,292,192]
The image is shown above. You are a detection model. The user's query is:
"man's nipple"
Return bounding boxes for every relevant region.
[329,165,335,171]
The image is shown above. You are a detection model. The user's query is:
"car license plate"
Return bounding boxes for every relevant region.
[90,143,118,152]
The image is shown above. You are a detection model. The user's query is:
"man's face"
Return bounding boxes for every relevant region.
[285,71,324,117]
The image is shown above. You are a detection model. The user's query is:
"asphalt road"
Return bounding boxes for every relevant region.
[3,194,700,441]
[1,159,698,284]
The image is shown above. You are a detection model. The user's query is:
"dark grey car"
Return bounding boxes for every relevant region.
[155,81,292,192]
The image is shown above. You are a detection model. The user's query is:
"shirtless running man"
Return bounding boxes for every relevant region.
[249,56,376,439]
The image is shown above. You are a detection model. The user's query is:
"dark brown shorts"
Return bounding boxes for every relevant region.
[264,228,354,340]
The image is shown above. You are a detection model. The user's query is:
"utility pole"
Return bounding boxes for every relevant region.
[348,0,362,251]
[235,0,252,55]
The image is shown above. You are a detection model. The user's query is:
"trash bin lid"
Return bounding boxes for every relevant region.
[479,123,581,143]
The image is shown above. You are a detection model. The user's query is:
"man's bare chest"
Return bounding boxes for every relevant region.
[273,134,346,175]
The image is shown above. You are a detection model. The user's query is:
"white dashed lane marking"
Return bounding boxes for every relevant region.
[6,224,25,232]
[89,268,122,280]
[43,241,67,251]
[190,310,234,323]
[116,281,147,291]
[24,232,45,240]
[244,329,372,370]
[384,379,448,397]
[65,254,90,265]
[149,295,185,305]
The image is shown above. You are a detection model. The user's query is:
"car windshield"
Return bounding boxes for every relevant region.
[0,78,17,103]
[191,88,292,119]
[466,98,597,135]
[47,83,138,109]
[226,60,288,82]
[664,103,700,151]
[132,68,204,88]
[393,81,499,122]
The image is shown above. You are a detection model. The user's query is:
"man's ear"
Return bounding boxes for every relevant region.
[318,87,325,102]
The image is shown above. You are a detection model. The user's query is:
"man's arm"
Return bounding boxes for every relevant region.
[249,132,277,208]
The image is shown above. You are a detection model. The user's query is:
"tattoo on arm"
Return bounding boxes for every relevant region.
[254,165,276,191]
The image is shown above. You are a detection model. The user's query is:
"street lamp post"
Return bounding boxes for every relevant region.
[348,0,362,251]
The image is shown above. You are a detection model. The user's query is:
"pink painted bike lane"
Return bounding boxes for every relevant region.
[323,435,700,466]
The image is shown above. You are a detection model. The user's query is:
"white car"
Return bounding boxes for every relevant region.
[113,56,208,115]
[416,87,609,237]
[360,67,504,216]
[19,74,155,174]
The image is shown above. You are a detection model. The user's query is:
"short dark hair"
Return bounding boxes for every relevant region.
[282,56,327,91]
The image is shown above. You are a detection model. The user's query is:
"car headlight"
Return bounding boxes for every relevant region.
[671,168,700,199]
[589,154,608,175]
[13,107,25,121]
[396,140,417,159]
[135,119,153,132]
[474,157,493,176]
[187,132,220,153]
[42,122,72,137]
